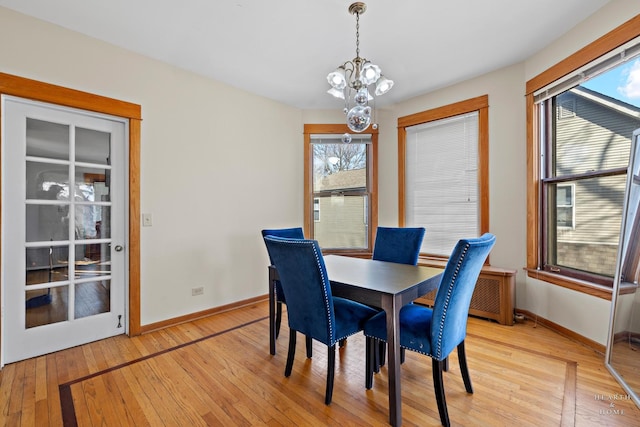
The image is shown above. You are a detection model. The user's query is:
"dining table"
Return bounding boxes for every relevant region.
[268,254,443,427]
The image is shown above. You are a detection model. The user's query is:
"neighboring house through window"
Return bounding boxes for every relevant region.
[398,95,490,259]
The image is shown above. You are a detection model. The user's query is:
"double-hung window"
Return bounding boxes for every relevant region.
[304,124,377,253]
[527,19,640,293]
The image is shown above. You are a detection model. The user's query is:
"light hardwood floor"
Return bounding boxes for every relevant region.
[2,300,640,426]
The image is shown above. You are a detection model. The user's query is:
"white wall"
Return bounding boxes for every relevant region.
[0,7,303,325]
[3,1,640,343]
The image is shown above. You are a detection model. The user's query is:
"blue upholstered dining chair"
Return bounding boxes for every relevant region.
[263,235,379,405]
[364,233,496,427]
[261,227,314,357]
[372,226,426,265]
[372,226,426,367]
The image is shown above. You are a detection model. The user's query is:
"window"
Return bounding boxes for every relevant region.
[538,82,639,284]
[558,99,576,119]
[313,198,320,221]
[304,124,377,253]
[398,95,489,259]
[526,16,640,296]
[556,184,575,229]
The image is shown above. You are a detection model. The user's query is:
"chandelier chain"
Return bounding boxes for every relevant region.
[355,11,360,59]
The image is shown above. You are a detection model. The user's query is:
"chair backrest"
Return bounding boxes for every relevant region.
[430,233,496,360]
[372,226,426,265]
[261,227,304,264]
[263,236,337,346]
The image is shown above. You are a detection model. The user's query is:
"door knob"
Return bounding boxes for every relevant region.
[114,245,124,252]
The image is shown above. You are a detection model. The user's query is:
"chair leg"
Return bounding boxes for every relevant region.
[432,358,450,427]
[339,338,346,348]
[275,302,283,339]
[306,335,313,358]
[285,329,296,377]
[373,339,381,373]
[365,337,375,389]
[444,356,449,372]
[325,345,336,405]
[401,347,406,364]
[457,341,473,393]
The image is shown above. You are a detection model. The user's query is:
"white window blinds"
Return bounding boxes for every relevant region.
[405,111,479,256]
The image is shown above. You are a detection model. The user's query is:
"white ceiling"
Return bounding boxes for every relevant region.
[0,0,611,109]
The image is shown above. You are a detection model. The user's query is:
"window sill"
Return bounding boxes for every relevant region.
[321,250,372,259]
[525,268,638,300]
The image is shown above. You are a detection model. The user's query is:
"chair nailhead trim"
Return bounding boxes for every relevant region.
[435,242,470,360]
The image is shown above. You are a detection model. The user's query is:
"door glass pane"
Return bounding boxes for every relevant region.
[26,246,69,285]
[75,280,110,319]
[76,127,111,165]
[75,243,111,278]
[75,206,110,240]
[26,285,68,328]
[25,204,69,242]
[76,166,111,201]
[26,161,70,200]
[26,118,69,160]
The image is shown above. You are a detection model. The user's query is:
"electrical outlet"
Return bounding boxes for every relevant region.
[191,286,204,296]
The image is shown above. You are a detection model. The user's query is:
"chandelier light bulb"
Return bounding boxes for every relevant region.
[360,63,381,85]
[375,75,394,96]
[327,68,347,90]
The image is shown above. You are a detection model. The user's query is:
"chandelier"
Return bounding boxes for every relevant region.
[326,2,393,135]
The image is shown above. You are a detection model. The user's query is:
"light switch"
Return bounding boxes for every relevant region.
[142,213,152,227]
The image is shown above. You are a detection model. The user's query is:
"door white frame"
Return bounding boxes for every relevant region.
[2,95,130,363]
[0,72,142,366]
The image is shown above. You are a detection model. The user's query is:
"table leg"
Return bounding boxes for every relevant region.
[382,294,403,426]
[268,266,277,355]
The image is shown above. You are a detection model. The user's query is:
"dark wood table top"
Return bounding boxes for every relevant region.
[323,255,444,307]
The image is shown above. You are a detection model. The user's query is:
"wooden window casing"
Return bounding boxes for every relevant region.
[303,124,378,255]
[397,95,490,262]
[526,14,640,300]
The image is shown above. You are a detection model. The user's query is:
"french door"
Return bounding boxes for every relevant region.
[2,96,127,364]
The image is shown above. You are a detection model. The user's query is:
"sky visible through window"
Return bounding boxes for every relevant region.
[582,57,640,108]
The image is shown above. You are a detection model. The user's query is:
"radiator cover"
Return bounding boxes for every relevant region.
[415,264,516,325]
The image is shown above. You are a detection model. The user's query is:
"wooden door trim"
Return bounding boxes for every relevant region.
[0,72,142,344]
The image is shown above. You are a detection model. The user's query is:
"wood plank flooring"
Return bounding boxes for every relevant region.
[2,300,640,426]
